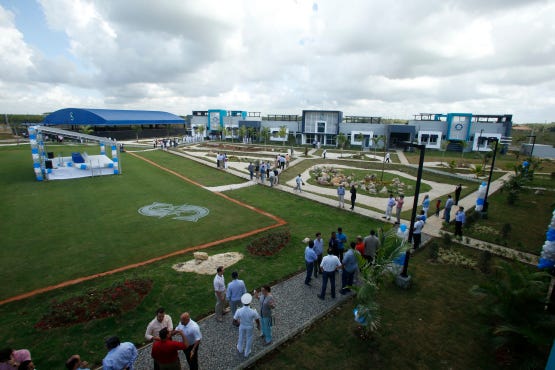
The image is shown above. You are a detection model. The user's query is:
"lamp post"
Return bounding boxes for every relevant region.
[482,137,499,214]
[400,142,426,279]
[526,135,536,160]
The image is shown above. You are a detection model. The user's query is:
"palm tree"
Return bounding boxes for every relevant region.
[278,125,287,146]
[355,132,364,154]
[238,125,247,143]
[260,127,270,145]
[224,127,233,142]
[440,139,449,165]
[336,132,347,158]
[353,228,408,335]
[196,124,205,139]
[460,140,468,158]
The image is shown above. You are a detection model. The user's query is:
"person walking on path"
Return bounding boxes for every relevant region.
[227,271,247,319]
[383,194,395,220]
[455,184,462,205]
[422,194,430,217]
[313,233,324,278]
[295,174,304,192]
[444,195,454,223]
[455,206,466,238]
[322,149,327,159]
[234,293,260,358]
[350,184,357,211]
[340,242,358,295]
[337,184,346,208]
[304,240,318,286]
[175,312,202,370]
[254,285,276,346]
[213,266,229,322]
[395,194,405,225]
[318,248,342,300]
[384,152,391,163]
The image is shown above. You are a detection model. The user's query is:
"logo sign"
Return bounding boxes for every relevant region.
[139,202,209,222]
[454,123,464,131]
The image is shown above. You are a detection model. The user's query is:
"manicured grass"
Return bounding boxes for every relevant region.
[0,147,275,300]
[251,250,500,369]
[444,188,555,255]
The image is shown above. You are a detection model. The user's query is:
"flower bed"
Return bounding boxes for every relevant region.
[35,278,153,329]
[246,229,291,256]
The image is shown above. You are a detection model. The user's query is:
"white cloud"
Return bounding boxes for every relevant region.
[0,0,553,122]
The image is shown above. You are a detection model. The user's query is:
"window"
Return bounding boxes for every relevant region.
[317,121,326,133]
[429,135,438,144]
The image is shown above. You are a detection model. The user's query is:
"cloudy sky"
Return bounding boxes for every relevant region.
[1,0,554,123]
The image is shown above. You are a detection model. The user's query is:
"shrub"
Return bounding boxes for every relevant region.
[428,241,439,262]
[246,229,291,256]
[441,232,453,247]
[477,251,492,274]
[501,223,512,239]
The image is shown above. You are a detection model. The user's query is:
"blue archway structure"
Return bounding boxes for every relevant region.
[43,108,185,126]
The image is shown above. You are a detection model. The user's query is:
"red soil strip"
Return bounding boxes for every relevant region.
[0,153,286,306]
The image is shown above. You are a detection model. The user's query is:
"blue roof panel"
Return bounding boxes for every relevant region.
[43,108,184,125]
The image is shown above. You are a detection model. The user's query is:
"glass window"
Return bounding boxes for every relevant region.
[317,121,326,133]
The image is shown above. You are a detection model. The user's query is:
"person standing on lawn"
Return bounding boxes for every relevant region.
[455,206,466,238]
[337,183,346,208]
[336,227,348,262]
[350,184,357,210]
[395,194,405,225]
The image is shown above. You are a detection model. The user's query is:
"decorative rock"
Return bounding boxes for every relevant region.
[380,186,388,193]
[194,252,209,261]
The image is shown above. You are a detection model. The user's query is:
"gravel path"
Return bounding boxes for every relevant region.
[131,271,352,370]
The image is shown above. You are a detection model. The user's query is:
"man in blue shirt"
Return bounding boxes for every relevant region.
[313,232,324,278]
[102,336,137,370]
[340,242,359,295]
[455,206,466,238]
[227,271,247,318]
[336,227,348,262]
[304,240,318,286]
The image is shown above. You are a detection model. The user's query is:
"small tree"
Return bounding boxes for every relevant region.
[130,125,141,142]
[352,228,408,335]
[260,127,270,145]
[196,124,205,138]
[238,125,247,143]
[278,125,287,146]
[440,139,449,165]
[336,133,347,158]
[224,126,233,142]
[460,140,468,158]
[472,164,483,178]
[355,132,364,154]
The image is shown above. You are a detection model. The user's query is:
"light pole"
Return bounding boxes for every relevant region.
[482,137,499,214]
[526,135,536,160]
[400,142,426,279]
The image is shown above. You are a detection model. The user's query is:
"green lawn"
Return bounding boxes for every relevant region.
[0,146,275,299]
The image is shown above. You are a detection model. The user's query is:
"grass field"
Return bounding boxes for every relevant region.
[0,146,277,300]
[1,143,552,369]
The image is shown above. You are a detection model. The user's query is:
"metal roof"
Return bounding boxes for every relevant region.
[42,108,185,126]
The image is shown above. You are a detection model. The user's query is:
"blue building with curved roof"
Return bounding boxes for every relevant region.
[43,108,185,126]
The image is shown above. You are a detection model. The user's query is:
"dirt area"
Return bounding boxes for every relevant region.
[172,252,244,275]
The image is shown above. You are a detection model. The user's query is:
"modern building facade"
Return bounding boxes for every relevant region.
[191,109,513,152]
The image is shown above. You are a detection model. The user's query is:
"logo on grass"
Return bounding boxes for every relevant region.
[139,202,209,222]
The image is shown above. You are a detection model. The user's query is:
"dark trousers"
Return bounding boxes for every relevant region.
[350,197,356,209]
[184,344,199,370]
[314,254,323,278]
[413,233,422,249]
[338,248,344,263]
[320,271,336,298]
[305,261,314,284]
[455,221,463,237]
[341,269,355,291]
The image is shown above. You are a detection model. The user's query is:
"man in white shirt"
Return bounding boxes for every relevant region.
[233,293,260,358]
[318,248,342,300]
[413,215,425,250]
[313,232,324,278]
[213,266,228,322]
[175,312,202,370]
[145,307,173,342]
